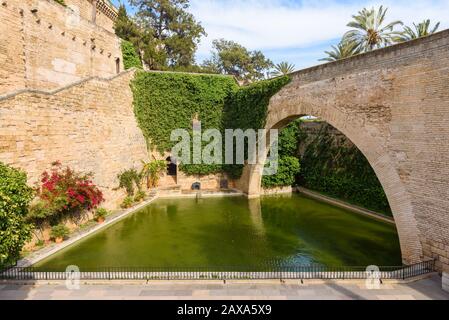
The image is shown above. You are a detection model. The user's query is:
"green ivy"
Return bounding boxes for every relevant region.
[297,122,392,215]
[262,156,300,188]
[223,76,291,131]
[131,72,290,177]
[262,120,301,187]
[121,40,142,70]
[0,162,34,268]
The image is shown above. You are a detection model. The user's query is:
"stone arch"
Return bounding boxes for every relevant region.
[240,84,423,265]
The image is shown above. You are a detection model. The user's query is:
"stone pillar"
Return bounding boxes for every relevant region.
[443,273,449,293]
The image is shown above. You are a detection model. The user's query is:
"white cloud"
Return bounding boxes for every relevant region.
[190,0,449,63]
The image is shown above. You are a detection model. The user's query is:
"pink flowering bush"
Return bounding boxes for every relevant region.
[28,161,104,225]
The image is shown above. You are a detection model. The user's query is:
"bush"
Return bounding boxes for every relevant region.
[0,162,34,268]
[28,161,104,225]
[94,208,109,221]
[117,168,142,196]
[141,160,166,188]
[121,196,134,209]
[50,225,70,240]
[134,190,146,203]
[262,156,300,188]
[121,40,142,70]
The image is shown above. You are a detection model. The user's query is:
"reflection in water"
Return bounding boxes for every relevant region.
[35,194,402,270]
[248,198,265,236]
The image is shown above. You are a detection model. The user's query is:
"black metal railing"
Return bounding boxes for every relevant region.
[0,260,435,281]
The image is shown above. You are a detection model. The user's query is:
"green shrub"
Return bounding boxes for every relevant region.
[262,156,300,188]
[121,40,142,70]
[50,224,70,240]
[94,208,109,221]
[121,196,134,209]
[141,160,166,188]
[0,162,34,268]
[134,190,146,202]
[117,169,142,196]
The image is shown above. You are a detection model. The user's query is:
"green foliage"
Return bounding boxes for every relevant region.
[94,208,109,221]
[27,162,104,227]
[121,196,134,209]
[141,160,166,188]
[271,62,296,76]
[134,190,146,203]
[50,224,69,240]
[202,39,274,83]
[132,71,290,178]
[0,162,34,268]
[344,6,403,52]
[262,156,300,188]
[278,121,300,156]
[121,40,142,70]
[54,0,66,6]
[129,0,206,69]
[396,19,440,42]
[117,169,142,197]
[132,71,237,176]
[224,76,291,131]
[320,40,361,62]
[297,122,391,214]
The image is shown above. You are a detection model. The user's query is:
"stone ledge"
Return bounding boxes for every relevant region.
[443,273,449,292]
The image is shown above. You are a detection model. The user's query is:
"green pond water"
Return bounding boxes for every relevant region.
[34,194,402,270]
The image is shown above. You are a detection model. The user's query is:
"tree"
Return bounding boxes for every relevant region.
[114,4,142,43]
[271,62,295,76]
[344,6,403,52]
[202,39,273,83]
[129,0,206,68]
[397,20,440,42]
[320,40,361,62]
[0,162,34,268]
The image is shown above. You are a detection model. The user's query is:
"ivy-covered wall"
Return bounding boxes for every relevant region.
[131,71,290,178]
[121,40,142,70]
[296,121,392,215]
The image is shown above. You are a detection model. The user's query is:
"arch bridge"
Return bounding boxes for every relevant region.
[239,30,449,271]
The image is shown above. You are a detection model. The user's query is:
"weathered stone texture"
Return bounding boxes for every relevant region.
[242,30,449,271]
[0,0,122,95]
[0,70,148,208]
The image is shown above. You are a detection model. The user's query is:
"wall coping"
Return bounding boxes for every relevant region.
[289,28,449,79]
[0,69,136,102]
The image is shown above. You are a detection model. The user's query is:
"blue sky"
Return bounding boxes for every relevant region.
[111,0,449,70]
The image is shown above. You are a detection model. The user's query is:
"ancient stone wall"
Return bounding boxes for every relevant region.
[65,0,117,33]
[0,70,148,208]
[0,0,123,96]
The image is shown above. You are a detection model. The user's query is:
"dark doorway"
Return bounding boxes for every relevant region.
[116,58,120,74]
[166,157,177,176]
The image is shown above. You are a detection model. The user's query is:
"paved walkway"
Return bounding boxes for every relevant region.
[1,275,448,300]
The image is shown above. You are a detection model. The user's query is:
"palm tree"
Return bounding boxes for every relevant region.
[320,40,360,62]
[397,20,440,42]
[344,6,403,52]
[271,62,296,76]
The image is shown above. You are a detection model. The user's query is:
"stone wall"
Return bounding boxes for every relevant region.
[65,0,118,33]
[0,69,149,208]
[0,0,123,96]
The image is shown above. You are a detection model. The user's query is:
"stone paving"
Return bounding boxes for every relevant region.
[1,275,448,300]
